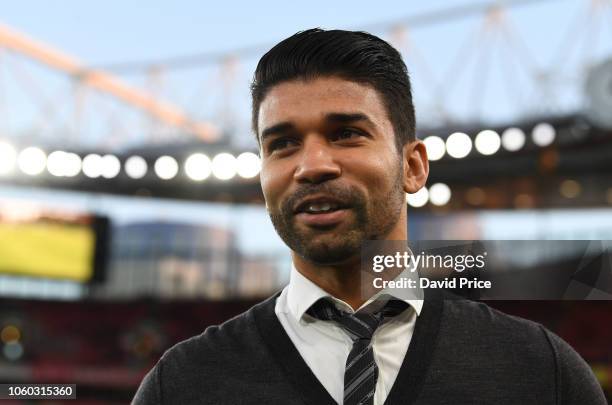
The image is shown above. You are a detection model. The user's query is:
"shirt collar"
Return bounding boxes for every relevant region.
[286,264,423,323]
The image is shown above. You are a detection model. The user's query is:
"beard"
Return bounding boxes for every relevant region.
[267,166,405,265]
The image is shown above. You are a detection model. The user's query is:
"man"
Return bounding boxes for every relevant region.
[133,29,605,404]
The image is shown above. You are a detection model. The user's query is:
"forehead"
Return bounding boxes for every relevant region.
[258,77,390,133]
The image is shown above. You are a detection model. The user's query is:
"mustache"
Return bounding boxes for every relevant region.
[281,182,363,216]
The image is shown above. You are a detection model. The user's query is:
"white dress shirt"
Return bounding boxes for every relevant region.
[275,266,423,405]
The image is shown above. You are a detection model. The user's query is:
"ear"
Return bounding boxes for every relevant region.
[402,140,429,194]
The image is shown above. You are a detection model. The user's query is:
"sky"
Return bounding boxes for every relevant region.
[1,0,611,148]
[1,0,552,62]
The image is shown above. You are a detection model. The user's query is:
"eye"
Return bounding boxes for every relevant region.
[332,128,366,141]
[268,137,299,152]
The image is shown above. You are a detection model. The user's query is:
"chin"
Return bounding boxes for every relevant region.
[299,236,361,266]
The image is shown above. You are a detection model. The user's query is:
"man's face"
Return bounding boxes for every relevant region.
[258,76,407,265]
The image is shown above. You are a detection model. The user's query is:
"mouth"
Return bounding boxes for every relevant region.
[293,196,351,228]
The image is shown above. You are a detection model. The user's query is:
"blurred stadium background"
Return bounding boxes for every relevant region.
[0,0,611,403]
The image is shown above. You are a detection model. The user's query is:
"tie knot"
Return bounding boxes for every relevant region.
[306,298,409,341]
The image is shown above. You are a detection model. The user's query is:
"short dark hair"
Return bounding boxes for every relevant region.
[250,28,416,149]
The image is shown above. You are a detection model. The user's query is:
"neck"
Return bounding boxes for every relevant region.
[293,210,408,310]
[293,254,365,310]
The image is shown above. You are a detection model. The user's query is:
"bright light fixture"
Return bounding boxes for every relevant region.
[501,128,526,152]
[212,153,237,180]
[185,153,212,181]
[101,154,121,179]
[236,152,261,179]
[532,122,555,147]
[82,154,103,178]
[125,156,148,179]
[154,155,179,180]
[446,132,472,159]
[406,187,429,208]
[47,151,81,177]
[64,153,82,177]
[423,136,445,161]
[474,130,501,155]
[18,147,46,176]
[429,183,452,206]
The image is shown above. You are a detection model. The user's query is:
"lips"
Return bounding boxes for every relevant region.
[293,195,351,227]
[293,195,349,215]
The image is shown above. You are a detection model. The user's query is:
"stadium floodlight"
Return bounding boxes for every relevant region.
[236,152,261,179]
[125,156,148,179]
[64,153,82,177]
[423,136,445,161]
[47,150,66,177]
[212,153,237,180]
[0,141,17,176]
[429,183,452,206]
[82,154,103,178]
[185,153,212,181]
[501,127,526,152]
[101,154,121,179]
[154,155,179,180]
[47,151,67,177]
[47,151,81,177]
[18,147,47,176]
[474,130,501,155]
[532,122,556,147]
[446,132,472,159]
[406,187,429,208]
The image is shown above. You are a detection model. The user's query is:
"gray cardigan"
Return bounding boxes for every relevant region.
[133,291,606,404]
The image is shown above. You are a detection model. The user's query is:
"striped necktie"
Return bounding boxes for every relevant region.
[307,298,409,405]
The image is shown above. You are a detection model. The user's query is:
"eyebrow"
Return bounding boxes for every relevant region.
[260,112,376,142]
[260,122,295,142]
[325,112,374,127]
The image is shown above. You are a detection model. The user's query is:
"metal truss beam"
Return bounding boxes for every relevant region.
[0,23,218,142]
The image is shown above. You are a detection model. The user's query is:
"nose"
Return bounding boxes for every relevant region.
[293,137,341,184]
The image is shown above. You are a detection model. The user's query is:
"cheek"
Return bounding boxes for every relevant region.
[260,164,287,208]
[346,153,397,193]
